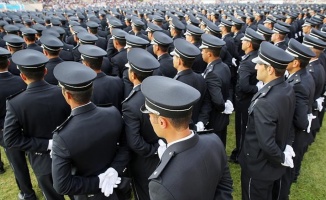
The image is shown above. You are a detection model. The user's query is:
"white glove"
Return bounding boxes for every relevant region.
[232,58,237,66]
[307,113,316,133]
[256,81,264,91]
[98,168,120,197]
[316,97,324,112]
[158,139,167,160]
[48,139,53,150]
[195,121,205,131]
[222,100,234,114]
[281,145,295,168]
[48,139,53,158]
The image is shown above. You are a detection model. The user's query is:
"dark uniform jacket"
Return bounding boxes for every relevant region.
[174,69,207,124]
[147,44,157,58]
[199,59,231,131]
[274,40,288,50]
[111,48,128,77]
[156,53,176,78]
[307,59,326,131]
[122,85,159,191]
[72,44,81,62]
[106,35,117,59]
[134,32,149,41]
[8,57,20,76]
[233,31,245,65]
[149,133,233,200]
[95,34,108,51]
[52,102,124,199]
[192,42,208,74]
[101,57,112,76]
[0,72,26,144]
[286,69,315,143]
[26,43,43,53]
[222,33,238,61]
[60,42,75,61]
[44,57,64,85]
[92,72,124,111]
[235,50,259,101]
[66,35,77,46]
[3,80,70,176]
[239,77,296,180]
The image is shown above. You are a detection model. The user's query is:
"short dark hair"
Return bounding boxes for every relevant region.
[0,59,9,70]
[251,41,261,51]
[44,49,60,56]
[10,46,23,53]
[167,112,192,130]
[264,65,286,77]
[83,57,103,70]
[206,47,221,57]
[24,34,36,42]
[191,35,201,43]
[130,67,152,82]
[63,86,93,104]
[180,57,195,68]
[296,58,310,69]
[18,66,45,81]
[234,24,242,31]
[225,26,231,33]
[88,28,98,34]
[115,38,126,46]
[158,44,169,52]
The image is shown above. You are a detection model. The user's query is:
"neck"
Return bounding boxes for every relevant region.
[156,51,167,58]
[47,55,59,59]
[245,48,254,55]
[132,79,141,86]
[176,65,189,72]
[165,128,191,144]
[207,57,219,64]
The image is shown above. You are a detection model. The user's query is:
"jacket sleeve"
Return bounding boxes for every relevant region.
[149,180,176,200]
[205,73,225,112]
[3,101,49,152]
[253,99,284,165]
[52,133,100,195]
[292,84,309,131]
[122,103,158,158]
[238,63,258,94]
[214,163,233,200]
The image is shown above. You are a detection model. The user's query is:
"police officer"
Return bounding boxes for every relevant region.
[40,35,64,85]
[3,49,70,200]
[238,42,295,200]
[20,27,43,53]
[72,31,98,62]
[151,31,176,78]
[86,21,108,51]
[106,19,123,59]
[52,61,128,200]
[122,34,149,98]
[168,18,186,53]
[145,22,163,58]
[230,28,265,163]
[198,34,231,147]
[279,39,316,199]
[271,23,290,50]
[257,24,274,42]
[79,44,124,111]
[130,19,148,41]
[303,35,326,140]
[110,29,128,77]
[0,47,36,200]
[184,24,207,74]
[140,76,233,200]
[122,48,160,200]
[3,34,24,76]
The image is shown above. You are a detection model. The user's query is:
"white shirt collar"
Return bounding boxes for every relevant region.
[167,131,195,148]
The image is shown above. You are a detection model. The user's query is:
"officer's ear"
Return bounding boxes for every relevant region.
[158,116,168,129]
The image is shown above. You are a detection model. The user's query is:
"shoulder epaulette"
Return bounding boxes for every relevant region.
[6,89,26,100]
[52,115,74,133]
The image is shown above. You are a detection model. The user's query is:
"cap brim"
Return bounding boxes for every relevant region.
[184,32,191,36]
[125,62,131,68]
[252,56,270,65]
[199,44,208,49]
[150,40,157,45]
[302,23,310,27]
[124,44,132,49]
[240,36,251,41]
[140,104,151,114]
[170,50,176,56]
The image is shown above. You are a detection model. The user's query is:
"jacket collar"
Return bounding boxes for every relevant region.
[27,80,49,90]
[71,102,96,116]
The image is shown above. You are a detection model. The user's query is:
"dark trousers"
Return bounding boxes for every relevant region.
[241,171,283,200]
[4,148,36,198]
[216,128,227,148]
[231,98,251,160]
[131,177,150,200]
[36,174,65,200]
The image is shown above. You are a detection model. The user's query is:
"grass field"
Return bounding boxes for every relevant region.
[0,115,325,200]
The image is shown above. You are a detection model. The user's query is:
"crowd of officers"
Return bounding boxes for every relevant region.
[0,2,326,200]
